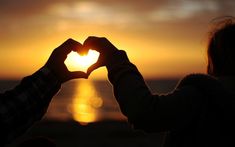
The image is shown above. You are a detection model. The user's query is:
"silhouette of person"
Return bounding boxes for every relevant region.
[0,39,87,146]
[82,18,235,146]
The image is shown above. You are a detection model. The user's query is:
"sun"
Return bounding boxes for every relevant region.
[65,50,100,72]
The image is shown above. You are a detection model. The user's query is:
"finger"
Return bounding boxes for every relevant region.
[76,37,98,55]
[69,71,88,80]
[87,62,101,75]
[53,39,82,62]
[83,36,116,54]
[58,38,82,54]
[83,36,101,52]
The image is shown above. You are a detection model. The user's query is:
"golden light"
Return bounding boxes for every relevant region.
[65,50,100,72]
[69,80,103,125]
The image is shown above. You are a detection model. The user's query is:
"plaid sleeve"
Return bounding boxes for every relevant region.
[0,66,61,144]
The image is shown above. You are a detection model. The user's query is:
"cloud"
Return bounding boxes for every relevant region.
[148,0,219,22]
[0,0,50,17]
[1,0,235,34]
[1,0,234,21]
[47,1,144,27]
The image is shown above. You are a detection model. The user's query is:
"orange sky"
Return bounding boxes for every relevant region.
[0,0,234,80]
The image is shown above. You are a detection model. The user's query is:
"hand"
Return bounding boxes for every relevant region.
[82,36,119,75]
[45,38,88,83]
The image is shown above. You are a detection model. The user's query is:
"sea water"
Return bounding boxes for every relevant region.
[0,79,178,124]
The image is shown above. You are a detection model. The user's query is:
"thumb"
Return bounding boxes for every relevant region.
[87,62,101,75]
[69,71,88,80]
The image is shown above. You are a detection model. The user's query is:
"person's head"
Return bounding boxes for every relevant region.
[207,17,235,76]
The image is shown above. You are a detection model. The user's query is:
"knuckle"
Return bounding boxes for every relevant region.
[100,37,107,40]
[67,38,73,42]
[87,36,96,40]
[64,38,74,45]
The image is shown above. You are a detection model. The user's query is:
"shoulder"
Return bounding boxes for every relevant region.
[180,73,217,84]
[177,74,223,94]
[177,74,225,97]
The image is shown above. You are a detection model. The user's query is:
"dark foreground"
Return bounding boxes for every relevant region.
[6,120,164,147]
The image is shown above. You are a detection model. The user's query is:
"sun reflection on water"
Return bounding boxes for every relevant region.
[68,80,103,125]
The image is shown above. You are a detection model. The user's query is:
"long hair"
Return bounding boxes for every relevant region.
[207,16,235,76]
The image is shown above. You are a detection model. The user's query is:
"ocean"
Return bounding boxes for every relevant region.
[0,79,179,125]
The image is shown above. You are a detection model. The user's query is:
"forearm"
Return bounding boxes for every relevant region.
[0,66,61,143]
[106,51,201,133]
[107,51,158,123]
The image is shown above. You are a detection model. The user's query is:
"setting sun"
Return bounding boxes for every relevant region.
[65,50,100,72]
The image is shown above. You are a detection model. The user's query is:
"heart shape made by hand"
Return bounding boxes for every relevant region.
[65,50,99,72]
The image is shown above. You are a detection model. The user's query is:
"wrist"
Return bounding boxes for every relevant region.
[106,50,130,69]
[40,66,62,84]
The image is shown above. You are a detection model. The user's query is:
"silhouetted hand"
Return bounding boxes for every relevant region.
[82,36,119,75]
[45,38,88,83]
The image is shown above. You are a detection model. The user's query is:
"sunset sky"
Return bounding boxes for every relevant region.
[0,0,235,80]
